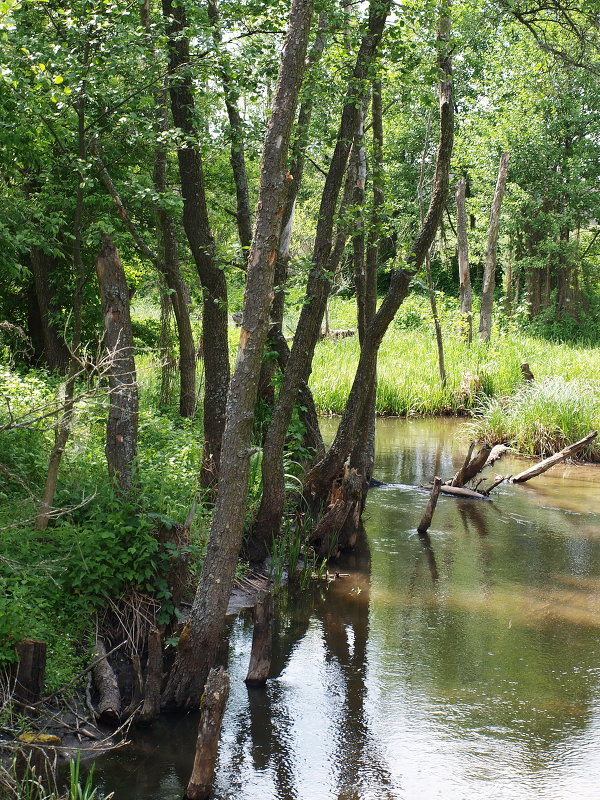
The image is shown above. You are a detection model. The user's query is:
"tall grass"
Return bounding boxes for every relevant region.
[310,297,600,419]
[467,377,600,461]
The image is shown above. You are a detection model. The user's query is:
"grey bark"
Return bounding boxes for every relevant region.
[207,0,253,253]
[456,176,472,342]
[305,0,454,505]
[96,236,139,495]
[479,152,510,342]
[250,0,392,558]
[161,0,314,711]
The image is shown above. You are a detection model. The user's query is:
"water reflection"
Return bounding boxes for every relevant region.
[93,418,600,800]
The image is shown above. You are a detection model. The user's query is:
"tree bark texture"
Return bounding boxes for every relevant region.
[96,235,139,495]
[455,176,472,342]
[304,0,454,523]
[92,638,121,725]
[185,668,230,800]
[245,592,274,686]
[28,249,69,373]
[417,477,442,535]
[450,444,491,487]
[152,84,197,418]
[479,151,509,342]
[207,0,253,253]
[251,0,392,557]
[13,639,46,705]
[162,0,230,485]
[161,0,314,712]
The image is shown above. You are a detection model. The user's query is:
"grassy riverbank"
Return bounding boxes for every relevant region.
[309,296,600,459]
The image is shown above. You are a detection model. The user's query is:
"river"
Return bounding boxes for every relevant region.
[93,418,600,799]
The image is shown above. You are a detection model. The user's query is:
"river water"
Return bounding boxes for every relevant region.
[93,418,600,800]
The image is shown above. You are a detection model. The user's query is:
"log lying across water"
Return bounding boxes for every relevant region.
[511,431,598,484]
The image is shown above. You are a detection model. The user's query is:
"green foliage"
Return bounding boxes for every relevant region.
[469,377,600,461]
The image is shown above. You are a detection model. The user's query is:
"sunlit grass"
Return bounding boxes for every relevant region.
[310,296,600,458]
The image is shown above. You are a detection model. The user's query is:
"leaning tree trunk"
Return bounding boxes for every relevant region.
[161,0,314,712]
[304,0,454,555]
[250,0,392,560]
[162,0,231,487]
[456,176,472,342]
[479,151,509,343]
[96,236,139,496]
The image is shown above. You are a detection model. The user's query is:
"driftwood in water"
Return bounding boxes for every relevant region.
[511,431,598,484]
[417,477,442,534]
[185,667,230,800]
[245,592,273,687]
[91,638,121,725]
[450,443,492,487]
[432,484,489,500]
[13,639,46,705]
[484,444,509,468]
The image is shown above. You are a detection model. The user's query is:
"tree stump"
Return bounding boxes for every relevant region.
[245,593,273,687]
[14,639,46,705]
[185,667,230,800]
[92,638,121,725]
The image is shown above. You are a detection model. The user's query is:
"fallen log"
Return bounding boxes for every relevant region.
[425,484,489,500]
[185,667,230,800]
[245,592,273,687]
[417,477,442,535]
[511,431,598,484]
[91,639,121,725]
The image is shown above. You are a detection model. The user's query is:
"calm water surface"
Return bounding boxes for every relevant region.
[94,418,600,799]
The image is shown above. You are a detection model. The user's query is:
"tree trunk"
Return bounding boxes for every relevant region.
[303,0,454,553]
[245,592,273,687]
[152,85,197,418]
[456,176,472,342]
[162,0,231,486]
[418,113,446,386]
[185,668,230,800]
[250,0,392,558]
[161,0,314,712]
[96,235,139,495]
[207,0,252,253]
[28,249,69,373]
[479,151,509,342]
[13,639,46,705]
[92,639,121,725]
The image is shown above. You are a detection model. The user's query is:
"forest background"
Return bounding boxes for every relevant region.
[0,0,599,723]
